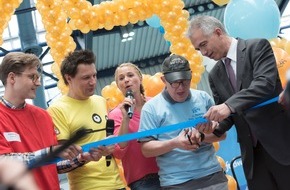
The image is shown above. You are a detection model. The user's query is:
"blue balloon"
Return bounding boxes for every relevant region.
[159,26,165,34]
[146,14,161,28]
[224,0,280,39]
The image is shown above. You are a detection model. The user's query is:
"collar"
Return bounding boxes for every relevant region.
[0,96,26,109]
[225,37,238,62]
[161,89,192,104]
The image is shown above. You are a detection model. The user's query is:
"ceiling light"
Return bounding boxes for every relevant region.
[120,24,135,42]
[120,26,129,38]
[121,38,127,43]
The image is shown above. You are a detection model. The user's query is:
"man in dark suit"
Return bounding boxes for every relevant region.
[187,15,290,190]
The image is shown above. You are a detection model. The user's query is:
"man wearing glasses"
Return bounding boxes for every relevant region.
[0,52,102,190]
[138,54,227,189]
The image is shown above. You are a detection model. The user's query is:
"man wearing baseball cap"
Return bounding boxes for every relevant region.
[138,54,228,189]
[162,54,192,84]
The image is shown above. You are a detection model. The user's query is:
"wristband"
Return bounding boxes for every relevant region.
[76,158,86,166]
[200,132,205,142]
[77,154,86,165]
[49,145,53,153]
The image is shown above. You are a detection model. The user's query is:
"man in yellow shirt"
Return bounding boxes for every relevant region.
[48,49,125,190]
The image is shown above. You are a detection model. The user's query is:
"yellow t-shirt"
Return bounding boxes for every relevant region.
[48,95,125,190]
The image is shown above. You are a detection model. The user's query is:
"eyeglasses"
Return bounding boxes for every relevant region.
[169,80,191,88]
[20,73,41,83]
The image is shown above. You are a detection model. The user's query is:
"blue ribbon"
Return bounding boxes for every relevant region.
[250,96,278,109]
[47,96,279,165]
[48,117,207,164]
[82,117,207,152]
[82,96,279,151]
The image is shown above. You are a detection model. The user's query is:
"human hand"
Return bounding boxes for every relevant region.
[120,96,135,118]
[174,129,201,151]
[196,121,219,134]
[278,90,286,105]
[80,151,102,162]
[96,144,115,156]
[203,103,231,122]
[79,144,115,163]
[54,144,83,160]
[0,158,39,190]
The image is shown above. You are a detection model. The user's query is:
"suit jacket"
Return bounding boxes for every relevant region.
[209,38,290,180]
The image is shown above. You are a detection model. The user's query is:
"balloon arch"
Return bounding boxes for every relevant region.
[1,1,290,189]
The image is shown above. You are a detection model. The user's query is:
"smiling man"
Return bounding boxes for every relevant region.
[187,15,290,190]
[47,49,125,190]
[0,52,86,190]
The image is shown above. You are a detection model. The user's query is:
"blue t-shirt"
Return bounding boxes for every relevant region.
[139,89,222,186]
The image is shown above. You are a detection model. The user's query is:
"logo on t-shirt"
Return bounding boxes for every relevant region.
[191,107,203,118]
[54,127,60,135]
[92,113,102,124]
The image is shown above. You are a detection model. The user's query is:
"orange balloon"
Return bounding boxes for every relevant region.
[128,9,139,24]
[170,45,184,55]
[154,72,163,78]
[109,83,125,101]
[216,155,226,171]
[190,63,205,74]
[280,38,287,50]
[284,39,290,55]
[80,25,90,34]
[269,37,288,50]
[35,0,211,98]
[212,0,230,6]
[101,85,115,99]
[188,52,203,65]
[106,97,120,111]
[269,37,282,48]
[213,142,220,151]
[114,88,125,102]
[226,174,237,190]
[191,72,202,84]
[272,47,290,88]
[144,73,164,97]
[167,11,177,20]
[102,82,124,109]
[142,74,151,88]
[190,81,197,89]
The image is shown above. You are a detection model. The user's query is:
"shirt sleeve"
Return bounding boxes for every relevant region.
[47,106,70,140]
[0,147,50,166]
[138,103,158,142]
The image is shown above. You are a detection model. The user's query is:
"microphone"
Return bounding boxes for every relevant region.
[126,90,134,119]
[105,119,115,167]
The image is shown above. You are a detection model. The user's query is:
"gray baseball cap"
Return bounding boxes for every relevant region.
[162,54,192,83]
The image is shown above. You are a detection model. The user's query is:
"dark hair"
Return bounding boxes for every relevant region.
[0,52,42,86]
[61,49,96,85]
